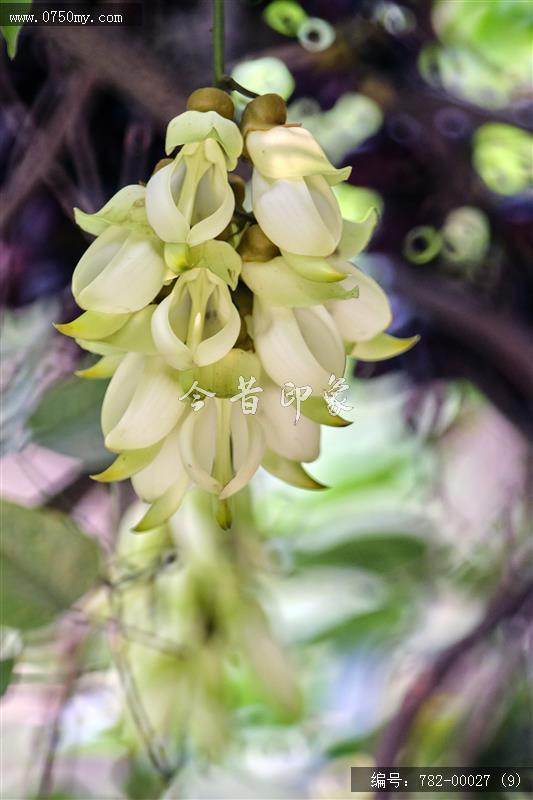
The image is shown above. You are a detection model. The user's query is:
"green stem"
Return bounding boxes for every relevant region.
[212,0,225,86]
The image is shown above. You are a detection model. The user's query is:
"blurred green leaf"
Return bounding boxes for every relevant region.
[305,603,405,646]
[0,657,15,697]
[293,533,427,573]
[0,501,100,630]
[28,376,111,471]
[0,0,32,58]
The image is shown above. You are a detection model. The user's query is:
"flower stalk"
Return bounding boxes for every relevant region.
[212,0,225,86]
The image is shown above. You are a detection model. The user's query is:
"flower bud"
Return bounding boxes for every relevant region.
[152,157,173,175]
[238,224,280,262]
[187,87,235,120]
[229,174,246,209]
[241,93,287,141]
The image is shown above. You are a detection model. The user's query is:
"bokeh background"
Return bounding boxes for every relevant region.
[1,1,532,798]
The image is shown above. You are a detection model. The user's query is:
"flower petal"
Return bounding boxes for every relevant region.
[247,126,350,182]
[336,210,379,260]
[326,265,392,342]
[132,423,187,502]
[219,407,265,499]
[188,157,235,246]
[54,310,130,340]
[132,472,190,533]
[350,332,420,361]
[262,449,327,490]
[194,287,241,367]
[258,382,321,463]
[102,353,185,451]
[150,291,195,371]
[189,239,242,290]
[101,305,158,354]
[74,185,148,236]
[75,354,124,379]
[145,161,190,243]
[243,256,357,306]
[91,443,162,482]
[281,250,346,283]
[179,403,221,494]
[73,226,166,314]
[252,171,341,256]
[300,396,352,427]
[252,300,344,394]
[165,110,243,170]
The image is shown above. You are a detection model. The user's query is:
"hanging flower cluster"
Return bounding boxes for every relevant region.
[57,89,417,531]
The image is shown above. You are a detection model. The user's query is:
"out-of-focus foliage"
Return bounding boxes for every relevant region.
[0,297,61,455]
[0,502,100,630]
[231,57,295,113]
[28,375,111,471]
[473,123,533,196]
[0,0,32,58]
[420,0,533,108]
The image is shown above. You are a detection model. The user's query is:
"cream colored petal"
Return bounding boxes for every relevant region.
[247,126,350,182]
[258,382,321,463]
[145,161,190,243]
[190,239,242,290]
[294,305,346,378]
[252,171,339,256]
[165,110,243,169]
[91,443,162,482]
[179,403,221,494]
[188,168,234,247]
[75,228,166,314]
[132,423,187,502]
[75,354,124,380]
[306,174,343,244]
[336,210,379,259]
[150,292,194,371]
[327,266,392,342]
[132,472,190,533]
[74,184,148,236]
[252,299,343,394]
[102,305,158,354]
[350,332,420,361]
[193,289,240,367]
[101,352,143,438]
[300,395,351,428]
[103,354,184,451]
[72,226,126,303]
[219,408,265,499]
[75,338,119,356]
[242,256,356,306]
[262,449,327,490]
[281,250,346,283]
[54,310,129,340]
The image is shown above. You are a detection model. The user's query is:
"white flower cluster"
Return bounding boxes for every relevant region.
[57,89,417,531]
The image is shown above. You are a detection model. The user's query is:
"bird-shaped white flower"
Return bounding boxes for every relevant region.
[247,124,350,257]
[145,110,243,246]
[151,267,241,371]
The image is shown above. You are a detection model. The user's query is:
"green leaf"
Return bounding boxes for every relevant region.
[293,533,427,573]
[0,502,101,630]
[1,0,32,58]
[305,603,406,646]
[0,657,15,697]
[28,376,111,471]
